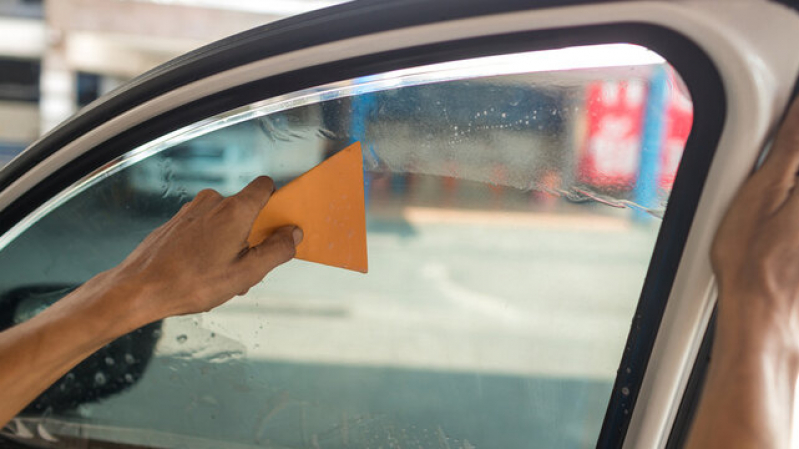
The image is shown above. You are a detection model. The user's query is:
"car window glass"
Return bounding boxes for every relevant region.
[0,44,693,449]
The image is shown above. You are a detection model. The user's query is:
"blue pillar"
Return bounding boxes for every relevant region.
[349,83,378,207]
[633,66,669,222]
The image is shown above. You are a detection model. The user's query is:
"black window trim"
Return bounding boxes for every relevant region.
[0,20,726,449]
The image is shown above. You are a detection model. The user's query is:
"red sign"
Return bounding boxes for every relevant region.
[659,75,694,189]
[578,80,647,188]
[578,71,694,191]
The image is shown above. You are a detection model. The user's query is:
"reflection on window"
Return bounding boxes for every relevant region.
[0,44,692,449]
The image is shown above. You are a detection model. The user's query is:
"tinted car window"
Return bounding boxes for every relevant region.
[0,44,692,449]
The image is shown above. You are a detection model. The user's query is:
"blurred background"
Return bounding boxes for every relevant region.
[0,0,692,219]
[0,0,347,166]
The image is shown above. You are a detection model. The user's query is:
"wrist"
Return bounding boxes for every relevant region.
[714,292,799,370]
[70,268,160,338]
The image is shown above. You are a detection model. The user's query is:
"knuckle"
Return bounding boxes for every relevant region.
[197,188,222,201]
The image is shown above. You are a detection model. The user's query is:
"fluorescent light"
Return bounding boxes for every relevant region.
[0,17,45,58]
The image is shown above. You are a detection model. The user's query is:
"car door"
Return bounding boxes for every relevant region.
[0,0,797,448]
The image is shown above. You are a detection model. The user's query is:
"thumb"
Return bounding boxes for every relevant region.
[238,226,303,281]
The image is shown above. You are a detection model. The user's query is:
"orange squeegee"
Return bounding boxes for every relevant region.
[247,141,368,273]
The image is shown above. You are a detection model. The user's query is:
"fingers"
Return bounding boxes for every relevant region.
[226,176,276,217]
[236,226,302,284]
[187,178,274,221]
[186,188,224,217]
[759,97,799,190]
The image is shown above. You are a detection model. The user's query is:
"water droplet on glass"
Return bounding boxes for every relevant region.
[176,334,188,344]
[124,353,136,364]
[94,372,107,386]
[207,351,242,363]
[621,386,630,396]
[104,357,115,366]
[124,374,134,383]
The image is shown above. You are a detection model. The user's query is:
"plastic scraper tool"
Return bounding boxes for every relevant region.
[247,141,368,273]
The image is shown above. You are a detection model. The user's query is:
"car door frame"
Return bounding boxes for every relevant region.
[0,1,798,448]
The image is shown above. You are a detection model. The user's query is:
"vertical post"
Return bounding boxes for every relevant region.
[349,84,377,207]
[633,65,669,222]
[40,2,76,135]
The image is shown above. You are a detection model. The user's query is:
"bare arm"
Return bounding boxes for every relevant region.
[686,98,799,448]
[0,176,302,427]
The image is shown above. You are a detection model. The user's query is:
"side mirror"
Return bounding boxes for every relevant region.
[0,285,162,414]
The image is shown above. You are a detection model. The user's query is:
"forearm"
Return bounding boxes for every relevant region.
[0,270,149,427]
[686,296,799,449]
[0,176,298,429]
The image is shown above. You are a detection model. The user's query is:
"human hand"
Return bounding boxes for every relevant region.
[711,97,799,349]
[106,176,302,326]
[683,98,799,449]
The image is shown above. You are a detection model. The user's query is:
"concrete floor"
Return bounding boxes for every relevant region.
[2,199,660,448]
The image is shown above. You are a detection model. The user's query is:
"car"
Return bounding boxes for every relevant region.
[0,0,797,448]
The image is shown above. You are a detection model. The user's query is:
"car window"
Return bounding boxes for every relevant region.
[0,44,692,449]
